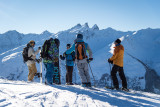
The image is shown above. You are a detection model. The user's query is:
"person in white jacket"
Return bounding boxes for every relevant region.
[26,40,41,81]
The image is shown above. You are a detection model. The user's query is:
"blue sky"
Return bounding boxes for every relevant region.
[0,0,160,34]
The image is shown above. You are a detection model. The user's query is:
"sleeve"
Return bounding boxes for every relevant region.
[66,44,75,54]
[86,44,93,58]
[110,48,118,61]
[72,51,75,60]
[61,52,66,60]
[28,47,40,57]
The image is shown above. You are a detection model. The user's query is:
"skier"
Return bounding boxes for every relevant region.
[25,40,41,82]
[41,38,60,85]
[60,44,75,85]
[66,34,93,87]
[108,39,128,91]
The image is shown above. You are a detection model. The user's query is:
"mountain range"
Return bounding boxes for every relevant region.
[0,23,160,94]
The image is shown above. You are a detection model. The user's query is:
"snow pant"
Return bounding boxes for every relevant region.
[76,59,91,83]
[44,63,54,85]
[27,63,37,81]
[111,65,127,88]
[66,66,73,84]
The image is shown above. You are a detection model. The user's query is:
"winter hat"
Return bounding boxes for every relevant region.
[67,44,71,48]
[77,34,83,39]
[115,39,121,44]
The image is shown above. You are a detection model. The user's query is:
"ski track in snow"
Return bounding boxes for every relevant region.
[0,80,160,107]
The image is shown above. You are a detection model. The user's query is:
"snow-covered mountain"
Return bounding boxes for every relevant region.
[0,23,160,94]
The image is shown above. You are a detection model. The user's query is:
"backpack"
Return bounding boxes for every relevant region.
[41,40,51,58]
[22,45,33,63]
[75,42,87,60]
[65,52,75,61]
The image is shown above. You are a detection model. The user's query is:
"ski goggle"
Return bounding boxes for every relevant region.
[30,41,35,44]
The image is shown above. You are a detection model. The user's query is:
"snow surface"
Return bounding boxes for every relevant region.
[0,79,160,107]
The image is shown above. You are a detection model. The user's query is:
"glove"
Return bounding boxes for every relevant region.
[89,58,93,61]
[60,55,63,59]
[35,59,40,63]
[87,58,93,63]
[35,58,42,63]
[108,59,113,64]
[39,58,42,62]
[38,47,41,50]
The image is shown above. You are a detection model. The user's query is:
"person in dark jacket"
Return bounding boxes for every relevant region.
[60,44,75,85]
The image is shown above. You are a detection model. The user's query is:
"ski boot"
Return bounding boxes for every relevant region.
[121,87,129,92]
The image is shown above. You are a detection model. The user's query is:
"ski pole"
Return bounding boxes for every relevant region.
[109,63,113,88]
[39,50,43,84]
[88,63,96,87]
[40,58,43,83]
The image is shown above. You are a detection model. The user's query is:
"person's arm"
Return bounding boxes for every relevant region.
[110,48,118,61]
[31,48,40,56]
[86,44,93,58]
[60,52,66,60]
[28,47,40,57]
[72,51,75,61]
[66,44,75,54]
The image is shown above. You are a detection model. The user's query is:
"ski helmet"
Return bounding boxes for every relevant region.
[67,44,71,48]
[115,39,121,44]
[77,34,83,39]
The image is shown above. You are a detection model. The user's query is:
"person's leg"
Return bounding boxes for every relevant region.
[111,65,119,88]
[77,62,87,84]
[28,65,32,81]
[68,66,73,84]
[32,63,38,76]
[119,67,127,88]
[28,63,37,81]
[83,62,91,87]
[66,66,69,84]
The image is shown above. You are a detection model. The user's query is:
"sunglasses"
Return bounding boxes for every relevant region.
[31,42,35,45]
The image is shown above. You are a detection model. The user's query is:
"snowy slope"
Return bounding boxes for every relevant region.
[0,79,160,107]
[0,23,160,93]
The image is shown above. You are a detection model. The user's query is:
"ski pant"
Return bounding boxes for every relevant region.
[27,63,37,81]
[77,59,91,83]
[44,63,54,85]
[66,66,73,83]
[111,65,127,88]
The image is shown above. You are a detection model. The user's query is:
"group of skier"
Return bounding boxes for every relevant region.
[23,33,128,91]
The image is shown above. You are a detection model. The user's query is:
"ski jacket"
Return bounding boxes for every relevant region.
[66,39,93,60]
[62,51,75,66]
[110,44,124,67]
[43,40,59,63]
[26,46,40,66]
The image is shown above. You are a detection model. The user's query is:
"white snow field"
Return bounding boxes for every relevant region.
[0,79,160,107]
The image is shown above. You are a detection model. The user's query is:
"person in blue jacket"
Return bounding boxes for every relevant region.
[65,34,93,87]
[60,44,75,85]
